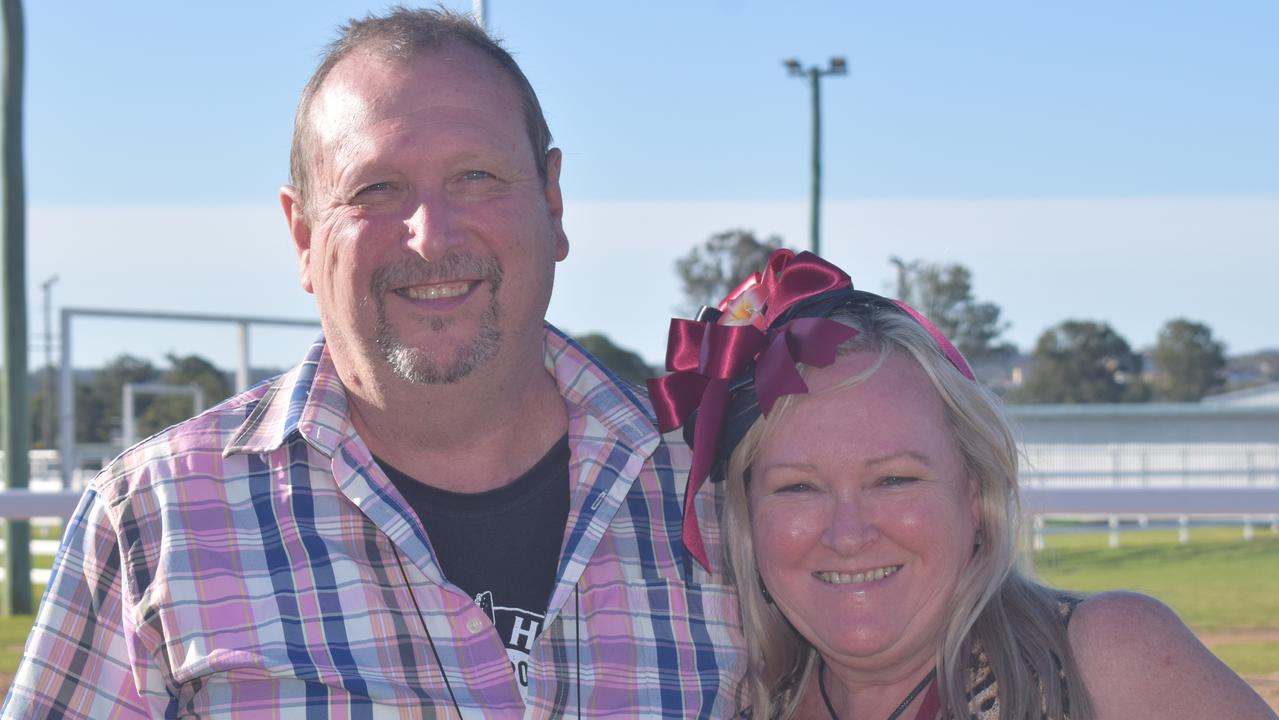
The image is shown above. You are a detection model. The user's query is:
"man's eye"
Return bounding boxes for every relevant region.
[461,170,497,182]
[353,182,393,198]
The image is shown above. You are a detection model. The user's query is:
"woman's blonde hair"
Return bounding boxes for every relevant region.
[723,304,1093,719]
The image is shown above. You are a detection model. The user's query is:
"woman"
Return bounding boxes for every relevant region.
[648,250,1275,719]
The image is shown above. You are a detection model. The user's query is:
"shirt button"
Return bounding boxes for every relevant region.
[466,618,484,634]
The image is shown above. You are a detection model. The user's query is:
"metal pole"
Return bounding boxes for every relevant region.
[235,320,249,393]
[40,274,55,448]
[122,384,135,448]
[58,308,72,488]
[808,66,818,254]
[785,58,843,256]
[1,0,31,615]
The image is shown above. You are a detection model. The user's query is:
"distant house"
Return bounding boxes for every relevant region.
[1201,382,1279,407]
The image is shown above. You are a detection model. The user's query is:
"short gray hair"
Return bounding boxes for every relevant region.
[288,5,553,212]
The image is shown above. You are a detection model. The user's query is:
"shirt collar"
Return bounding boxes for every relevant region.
[542,324,659,457]
[225,325,660,459]
[223,336,352,458]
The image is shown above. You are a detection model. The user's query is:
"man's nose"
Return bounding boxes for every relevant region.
[403,194,464,261]
[821,495,878,554]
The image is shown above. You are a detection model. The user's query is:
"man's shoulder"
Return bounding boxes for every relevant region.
[88,373,285,503]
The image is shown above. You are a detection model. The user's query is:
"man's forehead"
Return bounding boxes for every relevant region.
[309,44,516,147]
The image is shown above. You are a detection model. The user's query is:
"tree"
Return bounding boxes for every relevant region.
[1017,320,1148,403]
[81,355,159,442]
[889,257,1016,371]
[574,333,655,387]
[674,229,785,316]
[1150,318,1226,401]
[51,353,234,445]
[136,353,233,438]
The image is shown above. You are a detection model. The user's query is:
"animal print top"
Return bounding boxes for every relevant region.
[960,596,1083,720]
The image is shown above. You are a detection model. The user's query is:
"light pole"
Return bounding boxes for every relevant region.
[40,274,56,448]
[783,56,846,257]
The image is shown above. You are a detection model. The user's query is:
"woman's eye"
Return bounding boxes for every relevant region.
[880,475,919,487]
[777,482,815,494]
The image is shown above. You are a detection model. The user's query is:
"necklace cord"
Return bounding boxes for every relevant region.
[394,550,465,718]
[819,662,937,720]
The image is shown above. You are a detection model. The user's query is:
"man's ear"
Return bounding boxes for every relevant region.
[280,185,315,294]
[544,148,569,262]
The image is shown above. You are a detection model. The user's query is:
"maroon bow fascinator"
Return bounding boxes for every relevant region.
[647,249,977,571]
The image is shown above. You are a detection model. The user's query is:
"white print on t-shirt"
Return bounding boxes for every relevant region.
[475,591,545,699]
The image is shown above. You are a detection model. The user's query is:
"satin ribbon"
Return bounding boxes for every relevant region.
[647,250,855,569]
[647,250,977,569]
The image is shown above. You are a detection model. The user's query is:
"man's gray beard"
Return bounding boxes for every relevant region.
[371,255,504,385]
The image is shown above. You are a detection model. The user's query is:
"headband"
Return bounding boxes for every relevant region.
[647,249,976,570]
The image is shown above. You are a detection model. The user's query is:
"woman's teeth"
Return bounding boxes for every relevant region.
[815,565,900,585]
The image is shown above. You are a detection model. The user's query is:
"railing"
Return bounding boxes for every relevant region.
[2,442,1276,583]
[0,489,81,517]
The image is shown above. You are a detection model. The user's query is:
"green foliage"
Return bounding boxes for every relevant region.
[1151,318,1227,401]
[79,355,159,442]
[674,229,785,316]
[1017,320,1149,403]
[136,354,232,438]
[25,353,235,445]
[889,257,1016,376]
[574,333,656,386]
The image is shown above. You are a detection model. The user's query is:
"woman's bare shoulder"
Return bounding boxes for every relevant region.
[1067,591,1276,720]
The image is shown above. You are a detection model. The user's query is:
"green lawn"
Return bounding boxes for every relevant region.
[1032,525,1279,629]
[1032,524,1279,678]
[0,613,34,679]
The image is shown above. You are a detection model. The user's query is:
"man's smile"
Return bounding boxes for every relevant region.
[397,281,476,301]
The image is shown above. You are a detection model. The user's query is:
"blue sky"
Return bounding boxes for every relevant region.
[22,1,1279,369]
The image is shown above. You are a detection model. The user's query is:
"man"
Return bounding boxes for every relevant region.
[4,8,741,719]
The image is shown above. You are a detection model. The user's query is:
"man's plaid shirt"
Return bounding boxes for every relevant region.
[4,327,744,718]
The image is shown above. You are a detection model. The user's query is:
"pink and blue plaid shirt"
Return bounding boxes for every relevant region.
[4,328,744,719]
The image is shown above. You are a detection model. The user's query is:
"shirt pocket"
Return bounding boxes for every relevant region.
[159,601,456,717]
[578,578,743,719]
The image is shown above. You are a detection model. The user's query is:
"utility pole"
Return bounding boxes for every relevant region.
[783,57,846,257]
[40,274,56,449]
[472,0,487,29]
[1,0,30,615]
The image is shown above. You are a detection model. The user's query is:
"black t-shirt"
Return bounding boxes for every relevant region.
[376,436,570,695]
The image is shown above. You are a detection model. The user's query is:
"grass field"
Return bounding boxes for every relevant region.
[1,525,1275,703]
[1032,522,1279,709]
[1032,525,1279,631]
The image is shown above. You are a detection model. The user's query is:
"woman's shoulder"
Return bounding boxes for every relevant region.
[1068,590,1174,638]
[1067,591,1276,719]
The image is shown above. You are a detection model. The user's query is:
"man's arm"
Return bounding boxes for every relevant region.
[2,488,159,719]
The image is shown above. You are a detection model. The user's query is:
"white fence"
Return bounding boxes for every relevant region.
[2,400,1278,576]
[1009,404,1279,548]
